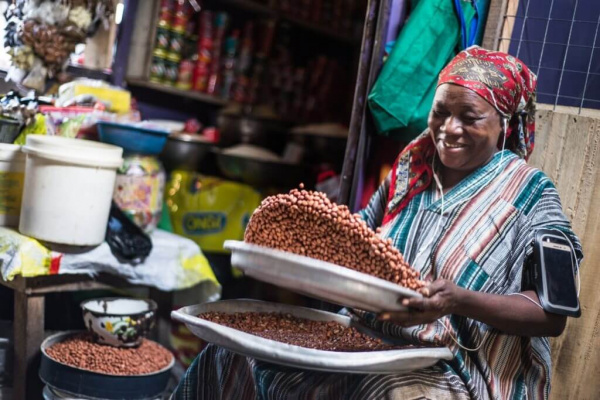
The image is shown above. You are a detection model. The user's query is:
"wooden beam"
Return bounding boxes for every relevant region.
[481,0,508,50]
[13,292,44,400]
[84,0,120,70]
[498,0,520,53]
[339,0,381,205]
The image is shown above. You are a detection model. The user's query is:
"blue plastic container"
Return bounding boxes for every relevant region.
[97,121,170,155]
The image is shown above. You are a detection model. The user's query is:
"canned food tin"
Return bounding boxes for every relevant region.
[150,56,167,83]
[155,27,171,50]
[176,59,194,90]
[169,30,185,54]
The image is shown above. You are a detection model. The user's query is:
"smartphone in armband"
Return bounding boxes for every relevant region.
[530,229,581,317]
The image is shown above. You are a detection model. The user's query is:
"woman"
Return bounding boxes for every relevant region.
[173,47,582,400]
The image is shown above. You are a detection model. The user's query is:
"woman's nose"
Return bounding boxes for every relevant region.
[442,116,463,135]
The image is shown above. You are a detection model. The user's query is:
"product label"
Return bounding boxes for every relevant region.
[0,172,24,216]
[183,212,227,235]
[114,173,165,214]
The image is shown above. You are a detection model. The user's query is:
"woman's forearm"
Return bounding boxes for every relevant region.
[452,288,566,337]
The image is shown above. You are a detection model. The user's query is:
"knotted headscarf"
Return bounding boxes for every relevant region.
[382,46,537,225]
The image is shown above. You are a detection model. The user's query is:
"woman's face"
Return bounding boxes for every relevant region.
[428,84,503,174]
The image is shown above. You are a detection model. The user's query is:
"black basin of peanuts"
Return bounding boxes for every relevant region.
[244,185,427,293]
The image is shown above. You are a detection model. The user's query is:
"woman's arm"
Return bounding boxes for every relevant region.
[380,279,567,337]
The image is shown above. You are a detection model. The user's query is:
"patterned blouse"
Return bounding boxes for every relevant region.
[355,150,583,399]
[173,150,582,400]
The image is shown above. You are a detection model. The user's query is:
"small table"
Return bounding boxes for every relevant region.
[0,273,174,400]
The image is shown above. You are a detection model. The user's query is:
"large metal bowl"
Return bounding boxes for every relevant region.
[39,331,174,400]
[291,133,347,166]
[171,299,453,374]
[216,113,292,152]
[224,240,420,312]
[216,151,312,188]
[160,132,216,173]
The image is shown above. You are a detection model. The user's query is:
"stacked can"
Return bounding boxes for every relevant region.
[151,0,194,86]
[192,11,213,92]
[150,0,173,83]
[220,31,239,100]
[206,13,229,95]
[231,22,254,104]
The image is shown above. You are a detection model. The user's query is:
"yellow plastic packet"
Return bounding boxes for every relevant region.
[13,113,46,145]
[165,171,262,254]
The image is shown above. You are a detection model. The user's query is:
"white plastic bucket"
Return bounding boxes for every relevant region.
[0,144,26,227]
[19,136,123,246]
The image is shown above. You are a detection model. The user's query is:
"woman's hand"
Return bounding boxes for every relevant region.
[378,279,462,327]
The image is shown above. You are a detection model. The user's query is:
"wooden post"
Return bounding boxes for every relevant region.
[481,0,508,50]
[84,0,120,71]
[339,0,381,206]
[13,292,44,400]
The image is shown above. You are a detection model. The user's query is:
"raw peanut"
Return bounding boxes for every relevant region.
[200,312,418,352]
[245,187,426,291]
[46,334,173,376]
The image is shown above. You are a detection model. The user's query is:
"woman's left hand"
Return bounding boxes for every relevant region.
[378,279,462,327]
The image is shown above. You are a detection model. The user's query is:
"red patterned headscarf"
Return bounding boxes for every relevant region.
[382,46,537,225]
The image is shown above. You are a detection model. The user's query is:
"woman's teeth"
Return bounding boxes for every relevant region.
[443,141,466,148]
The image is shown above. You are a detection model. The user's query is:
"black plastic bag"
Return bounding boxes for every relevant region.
[106,201,153,263]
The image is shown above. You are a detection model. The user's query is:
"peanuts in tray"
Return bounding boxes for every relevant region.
[199,311,414,352]
[244,187,427,292]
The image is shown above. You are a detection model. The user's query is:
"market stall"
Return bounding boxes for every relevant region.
[0,0,370,398]
[1,0,596,398]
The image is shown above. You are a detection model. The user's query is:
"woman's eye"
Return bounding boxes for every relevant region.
[462,115,481,123]
[433,109,448,117]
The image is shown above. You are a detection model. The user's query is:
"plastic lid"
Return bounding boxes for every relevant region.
[22,135,123,169]
[0,143,25,162]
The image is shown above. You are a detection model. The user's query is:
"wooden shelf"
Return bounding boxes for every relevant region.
[215,0,359,45]
[127,79,229,106]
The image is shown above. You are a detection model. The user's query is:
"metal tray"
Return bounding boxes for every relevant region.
[171,299,453,374]
[224,240,421,312]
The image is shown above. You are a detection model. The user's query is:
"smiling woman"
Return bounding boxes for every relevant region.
[173,46,582,400]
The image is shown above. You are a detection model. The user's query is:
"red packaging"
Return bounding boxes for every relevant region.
[171,0,193,33]
[207,13,229,95]
[192,12,214,92]
[176,59,194,90]
[159,0,175,26]
[174,0,186,14]
[192,63,210,92]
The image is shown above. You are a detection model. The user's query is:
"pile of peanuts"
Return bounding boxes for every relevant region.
[46,333,173,375]
[244,186,426,292]
[201,311,408,352]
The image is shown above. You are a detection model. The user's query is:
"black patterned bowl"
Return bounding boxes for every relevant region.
[81,297,157,348]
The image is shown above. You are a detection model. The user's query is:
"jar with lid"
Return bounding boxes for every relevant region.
[113,155,166,233]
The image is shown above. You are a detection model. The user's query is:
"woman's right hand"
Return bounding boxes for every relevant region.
[378,279,462,327]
